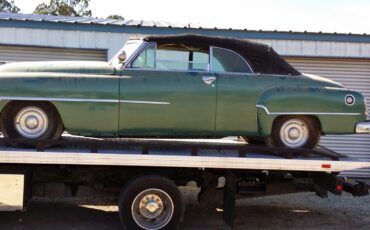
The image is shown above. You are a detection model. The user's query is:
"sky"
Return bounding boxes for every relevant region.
[12,0,370,34]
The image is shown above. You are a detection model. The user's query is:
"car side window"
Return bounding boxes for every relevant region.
[130,43,209,71]
[156,48,208,71]
[131,43,155,68]
[211,47,253,73]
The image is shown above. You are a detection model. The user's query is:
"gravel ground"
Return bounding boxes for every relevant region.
[0,186,369,230]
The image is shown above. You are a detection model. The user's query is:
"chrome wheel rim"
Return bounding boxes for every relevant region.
[279,119,309,148]
[15,106,49,139]
[131,188,174,230]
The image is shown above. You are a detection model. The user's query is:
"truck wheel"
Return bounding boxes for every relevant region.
[268,116,320,149]
[118,175,185,230]
[1,101,63,141]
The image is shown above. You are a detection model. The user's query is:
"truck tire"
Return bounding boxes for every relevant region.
[118,175,185,230]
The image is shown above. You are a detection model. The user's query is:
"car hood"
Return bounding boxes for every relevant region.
[299,73,344,88]
[0,61,116,75]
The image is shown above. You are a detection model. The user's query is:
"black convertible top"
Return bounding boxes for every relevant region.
[144,34,300,75]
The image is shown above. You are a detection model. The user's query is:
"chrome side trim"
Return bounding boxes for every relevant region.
[256,105,361,116]
[0,96,118,103]
[122,67,209,74]
[120,100,170,105]
[0,96,170,105]
[256,105,270,114]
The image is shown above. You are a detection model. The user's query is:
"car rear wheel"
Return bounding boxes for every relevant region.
[1,101,63,141]
[268,116,320,149]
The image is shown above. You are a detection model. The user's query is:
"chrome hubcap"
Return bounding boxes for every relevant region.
[139,194,163,219]
[25,116,39,129]
[15,107,49,139]
[146,201,159,213]
[132,189,174,230]
[280,119,309,148]
[288,127,300,139]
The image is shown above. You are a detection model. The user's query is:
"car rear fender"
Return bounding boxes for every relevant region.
[256,86,366,136]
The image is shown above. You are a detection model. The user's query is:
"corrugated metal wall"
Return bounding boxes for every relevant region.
[286,57,370,178]
[0,27,135,60]
[0,45,106,62]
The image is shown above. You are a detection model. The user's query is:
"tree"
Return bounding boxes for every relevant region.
[34,0,92,17]
[107,15,124,20]
[0,0,20,13]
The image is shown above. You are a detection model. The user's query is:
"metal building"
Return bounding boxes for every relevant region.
[0,12,369,178]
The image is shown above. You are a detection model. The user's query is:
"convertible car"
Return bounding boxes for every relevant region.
[0,34,369,148]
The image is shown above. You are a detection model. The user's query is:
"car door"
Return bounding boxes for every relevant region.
[211,46,260,136]
[118,43,216,136]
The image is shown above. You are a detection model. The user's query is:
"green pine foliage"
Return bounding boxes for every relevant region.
[34,0,92,17]
[107,14,124,20]
[0,0,20,13]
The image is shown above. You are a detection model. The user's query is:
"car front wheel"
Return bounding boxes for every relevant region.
[1,101,63,141]
[268,116,320,149]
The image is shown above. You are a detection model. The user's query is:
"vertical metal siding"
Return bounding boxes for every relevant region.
[0,45,106,62]
[285,57,370,178]
[0,28,133,60]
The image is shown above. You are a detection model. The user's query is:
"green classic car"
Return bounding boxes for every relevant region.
[0,34,369,148]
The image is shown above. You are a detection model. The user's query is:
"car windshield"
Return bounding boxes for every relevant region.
[109,40,143,67]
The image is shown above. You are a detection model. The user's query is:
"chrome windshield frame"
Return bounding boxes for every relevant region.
[122,41,157,69]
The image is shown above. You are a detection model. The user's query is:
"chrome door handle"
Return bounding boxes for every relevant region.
[202,76,216,85]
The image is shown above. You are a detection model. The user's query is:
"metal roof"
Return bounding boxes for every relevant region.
[0,12,201,29]
[1,12,370,43]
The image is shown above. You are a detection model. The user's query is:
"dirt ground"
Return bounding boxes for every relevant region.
[0,186,369,230]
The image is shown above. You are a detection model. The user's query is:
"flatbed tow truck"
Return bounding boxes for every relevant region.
[0,136,369,229]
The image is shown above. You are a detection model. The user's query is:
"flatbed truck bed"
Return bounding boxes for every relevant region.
[0,136,369,229]
[0,139,369,172]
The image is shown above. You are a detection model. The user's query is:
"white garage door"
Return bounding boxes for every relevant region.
[0,45,107,63]
[286,57,370,178]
